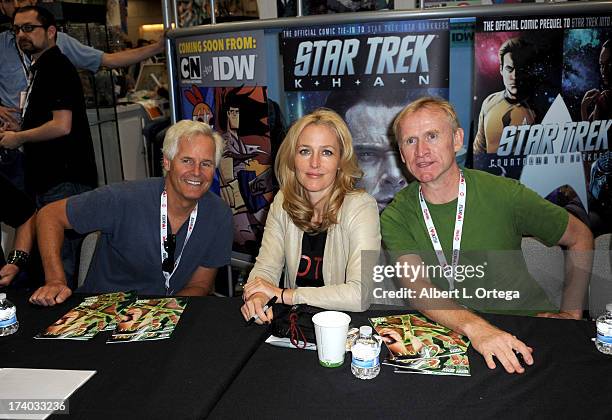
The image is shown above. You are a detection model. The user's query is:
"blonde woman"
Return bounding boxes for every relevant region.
[241,109,381,324]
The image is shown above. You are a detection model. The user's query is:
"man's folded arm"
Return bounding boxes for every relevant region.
[538,213,593,320]
[29,199,73,306]
[176,266,217,297]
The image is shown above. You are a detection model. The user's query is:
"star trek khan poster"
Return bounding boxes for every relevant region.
[281,19,450,212]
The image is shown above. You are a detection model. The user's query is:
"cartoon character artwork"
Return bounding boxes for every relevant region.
[214,86,274,254]
[184,85,214,125]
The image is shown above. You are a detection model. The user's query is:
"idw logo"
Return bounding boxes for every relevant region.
[180,56,201,80]
[212,55,256,81]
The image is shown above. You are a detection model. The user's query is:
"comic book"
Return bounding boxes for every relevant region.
[370,313,471,376]
[385,354,471,376]
[35,291,136,340]
[106,298,188,343]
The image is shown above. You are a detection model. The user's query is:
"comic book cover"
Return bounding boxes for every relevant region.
[387,354,471,376]
[213,86,274,254]
[281,19,449,213]
[369,313,470,361]
[471,14,612,235]
[35,292,136,340]
[107,298,188,343]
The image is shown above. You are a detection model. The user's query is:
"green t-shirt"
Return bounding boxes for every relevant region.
[380,168,569,315]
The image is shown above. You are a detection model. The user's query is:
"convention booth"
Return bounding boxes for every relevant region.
[161,1,612,302]
[1,3,612,419]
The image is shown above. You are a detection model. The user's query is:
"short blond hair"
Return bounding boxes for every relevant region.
[393,97,460,145]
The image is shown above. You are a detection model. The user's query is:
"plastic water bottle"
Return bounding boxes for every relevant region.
[351,326,381,379]
[595,303,612,355]
[0,293,19,336]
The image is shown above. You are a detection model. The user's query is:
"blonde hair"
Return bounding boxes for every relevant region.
[275,108,363,233]
[393,97,461,145]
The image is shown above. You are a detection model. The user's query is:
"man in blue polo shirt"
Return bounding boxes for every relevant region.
[29,120,233,306]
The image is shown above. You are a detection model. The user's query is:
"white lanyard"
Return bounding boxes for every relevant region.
[418,170,466,290]
[21,68,35,119]
[15,36,33,116]
[160,190,198,293]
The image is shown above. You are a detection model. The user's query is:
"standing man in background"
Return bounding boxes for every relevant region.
[0,172,35,287]
[0,6,98,288]
[0,0,165,187]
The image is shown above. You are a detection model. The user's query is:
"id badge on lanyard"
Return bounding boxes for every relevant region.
[19,91,27,110]
[419,170,466,290]
[21,71,35,120]
[160,191,198,294]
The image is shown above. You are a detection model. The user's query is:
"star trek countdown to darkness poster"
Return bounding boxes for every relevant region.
[472,15,612,235]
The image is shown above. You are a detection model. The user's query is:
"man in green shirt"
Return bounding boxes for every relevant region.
[381,97,593,374]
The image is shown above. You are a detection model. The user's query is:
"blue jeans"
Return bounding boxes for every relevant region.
[36,182,92,290]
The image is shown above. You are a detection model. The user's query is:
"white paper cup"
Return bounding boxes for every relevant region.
[312,311,351,368]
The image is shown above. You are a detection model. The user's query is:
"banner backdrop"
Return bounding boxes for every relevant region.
[472,15,612,235]
[176,31,274,254]
[281,19,450,212]
[449,18,476,166]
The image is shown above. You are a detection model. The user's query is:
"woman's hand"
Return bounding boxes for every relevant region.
[241,292,274,325]
[243,277,281,301]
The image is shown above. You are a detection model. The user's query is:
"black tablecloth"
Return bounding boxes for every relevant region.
[208,311,612,419]
[3,291,612,419]
[0,291,268,420]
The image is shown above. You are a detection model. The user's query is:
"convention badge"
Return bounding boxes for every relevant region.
[19,91,27,110]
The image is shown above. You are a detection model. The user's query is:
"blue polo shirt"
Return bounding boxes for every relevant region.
[67,178,233,295]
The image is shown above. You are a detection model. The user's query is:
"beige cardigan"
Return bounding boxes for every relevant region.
[247,190,381,312]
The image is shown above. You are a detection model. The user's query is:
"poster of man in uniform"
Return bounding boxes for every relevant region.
[472,15,611,234]
[281,19,450,212]
[176,30,275,253]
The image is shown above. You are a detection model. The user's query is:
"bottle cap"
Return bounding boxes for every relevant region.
[360,325,372,336]
[0,293,5,300]
[606,303,612,312]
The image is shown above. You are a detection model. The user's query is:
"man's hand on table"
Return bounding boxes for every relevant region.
[465,320,533,374]
[241,292,273,325]
[536,311,582,320]
[30,282,72,306]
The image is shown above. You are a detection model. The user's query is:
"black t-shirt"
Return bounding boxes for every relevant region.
[296,231,327,288]
[22,46,97,194]
[0,173,36,264]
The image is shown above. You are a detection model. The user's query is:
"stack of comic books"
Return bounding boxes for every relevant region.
[107,297,188,343]
[36,291,136,340]
[35,293,187,343]
[369,314,471,376]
